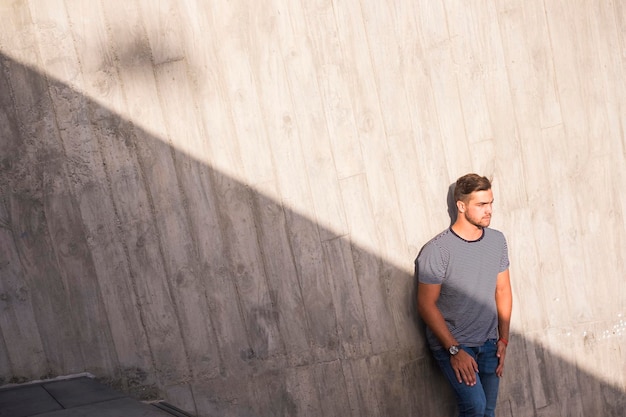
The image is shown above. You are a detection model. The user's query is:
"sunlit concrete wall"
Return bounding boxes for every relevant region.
[0,1,624,416]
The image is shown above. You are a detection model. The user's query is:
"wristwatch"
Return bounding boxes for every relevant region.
[448,345,460,356]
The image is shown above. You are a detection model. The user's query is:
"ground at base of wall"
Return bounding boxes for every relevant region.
[0,374,195,417]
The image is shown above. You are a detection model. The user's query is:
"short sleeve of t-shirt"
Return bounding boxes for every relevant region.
[416,240,448,285]
[499,236,510,272]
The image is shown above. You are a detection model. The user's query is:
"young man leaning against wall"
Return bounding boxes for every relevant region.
[416,173,513,417]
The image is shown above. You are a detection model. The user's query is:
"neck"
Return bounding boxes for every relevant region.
[451,220,483,241]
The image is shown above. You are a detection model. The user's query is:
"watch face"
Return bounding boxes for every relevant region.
[449,345,459,355]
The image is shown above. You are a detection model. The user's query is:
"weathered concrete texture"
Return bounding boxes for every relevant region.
[0,1,625,416]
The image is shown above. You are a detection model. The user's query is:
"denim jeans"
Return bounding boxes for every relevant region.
[432,339,500,417]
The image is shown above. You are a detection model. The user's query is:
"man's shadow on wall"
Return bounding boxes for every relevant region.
[447,183,458,226]
[0,52,624,417]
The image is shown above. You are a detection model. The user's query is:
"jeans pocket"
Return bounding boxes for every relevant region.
[479,341,499,374]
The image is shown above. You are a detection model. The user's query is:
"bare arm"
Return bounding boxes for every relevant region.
[495,268,512,376]
[417,282,478,385]
[417,283,456,349]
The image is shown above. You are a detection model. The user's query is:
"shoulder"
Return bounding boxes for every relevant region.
[484,227,506,240]
[426,228,455,248]
[417,229,453,260]
[483,227,508,248]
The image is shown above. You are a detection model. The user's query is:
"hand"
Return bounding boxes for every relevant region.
[450,349,478,386]
[496,340,507,377]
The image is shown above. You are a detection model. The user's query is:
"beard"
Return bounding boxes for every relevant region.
[464,211,491,228]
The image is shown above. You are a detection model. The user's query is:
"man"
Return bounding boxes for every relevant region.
[416,173,512,417]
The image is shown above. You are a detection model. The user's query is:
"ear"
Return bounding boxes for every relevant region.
[456,200,465,213]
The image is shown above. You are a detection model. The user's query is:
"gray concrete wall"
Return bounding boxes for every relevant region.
[0,1,624,416]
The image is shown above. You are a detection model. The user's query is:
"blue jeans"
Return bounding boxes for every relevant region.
[432,339,500,417]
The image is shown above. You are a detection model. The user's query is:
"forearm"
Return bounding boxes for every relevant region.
[497,315,510,341]
[495,288,512,340]
[418,303,457,349]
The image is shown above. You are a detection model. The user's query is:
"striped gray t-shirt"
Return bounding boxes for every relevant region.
[416,227,509,350]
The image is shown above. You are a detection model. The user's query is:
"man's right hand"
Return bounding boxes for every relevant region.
[450,350,479,386]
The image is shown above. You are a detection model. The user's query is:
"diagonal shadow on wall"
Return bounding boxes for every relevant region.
[0,53,624,417]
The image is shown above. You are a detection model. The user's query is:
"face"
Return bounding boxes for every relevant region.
[458,189,493,228]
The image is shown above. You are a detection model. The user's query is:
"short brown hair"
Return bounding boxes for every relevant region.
[453,173,492,202]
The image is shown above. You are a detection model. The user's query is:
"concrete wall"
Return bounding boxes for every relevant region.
[1,1,624,416]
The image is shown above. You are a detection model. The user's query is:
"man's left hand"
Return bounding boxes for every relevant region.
[496,339,507,377]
